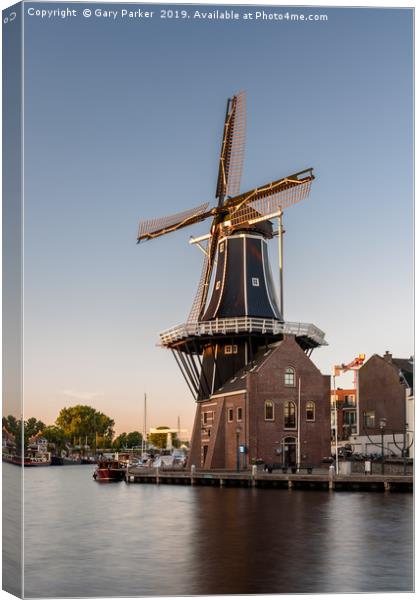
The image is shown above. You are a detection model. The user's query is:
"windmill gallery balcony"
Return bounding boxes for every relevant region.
[159,317,327,350]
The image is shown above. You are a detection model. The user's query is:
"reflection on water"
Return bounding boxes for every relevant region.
[2,463,23,597]
[17,464,413,597]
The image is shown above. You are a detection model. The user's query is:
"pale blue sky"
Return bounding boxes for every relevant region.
[20,3,413,433]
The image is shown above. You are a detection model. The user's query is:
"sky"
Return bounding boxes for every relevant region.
[9,1,414,434]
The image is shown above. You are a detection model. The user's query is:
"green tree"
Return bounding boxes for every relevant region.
[56,405,115,452]
[113,431,143,450]
[25,418,46,439]
[126,431,142,448]
[148,426,178,450]
[113,432,127,450]
[41,425,68,454]
[3,416,45,456]
[3,415,18,434]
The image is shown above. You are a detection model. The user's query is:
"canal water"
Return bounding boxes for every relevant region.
[10,464,414,596]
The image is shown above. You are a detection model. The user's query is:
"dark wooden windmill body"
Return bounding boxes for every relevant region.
[138,93,329,468]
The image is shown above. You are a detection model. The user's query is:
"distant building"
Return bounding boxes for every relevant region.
[189,335,331,470]
[349,351,413,457]
[330,388,357,442]
[2,428,15,450]
[28,435,49,454]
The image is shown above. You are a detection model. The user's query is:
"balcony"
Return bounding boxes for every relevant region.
[159,317,327,348]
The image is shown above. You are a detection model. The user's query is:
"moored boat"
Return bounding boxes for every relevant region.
[93,459,124,482]
[2,453,51,466]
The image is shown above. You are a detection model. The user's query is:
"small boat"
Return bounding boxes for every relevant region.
[93,459,125,482]
[2,453,51,466]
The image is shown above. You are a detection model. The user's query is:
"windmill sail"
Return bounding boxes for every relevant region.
[216,91,246,201]
[225,170,314,228]
[137,202,210,242]
[187,226,220,322]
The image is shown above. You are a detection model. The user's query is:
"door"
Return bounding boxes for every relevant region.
[202,444,208,467]
[283,437,297,467]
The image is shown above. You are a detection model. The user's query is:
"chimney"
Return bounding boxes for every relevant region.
[383,350,393,363]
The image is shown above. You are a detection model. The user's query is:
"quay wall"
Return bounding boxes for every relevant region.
[346,460,413,476]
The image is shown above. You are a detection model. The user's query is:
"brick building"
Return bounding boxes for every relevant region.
[330,388,357,441]
[189,335,331,469]
[350,351,413,456]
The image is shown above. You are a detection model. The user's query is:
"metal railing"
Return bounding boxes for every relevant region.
[159,317,326,347]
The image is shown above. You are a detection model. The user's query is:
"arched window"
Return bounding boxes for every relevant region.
[284,367,296,387]
[284,401,296,429]
[264,401,274,421]
[306,401,315,422]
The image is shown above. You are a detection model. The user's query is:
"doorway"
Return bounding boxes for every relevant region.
[283,437,297,467]
[202,445,208,467]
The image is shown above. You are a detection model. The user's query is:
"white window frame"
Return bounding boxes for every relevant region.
[284,367,296,387]
[252,277,260,287]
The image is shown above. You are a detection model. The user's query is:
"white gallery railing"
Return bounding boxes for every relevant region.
[159,317,326,346]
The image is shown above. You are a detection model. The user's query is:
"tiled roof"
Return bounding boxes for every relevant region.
[392,358,413,374]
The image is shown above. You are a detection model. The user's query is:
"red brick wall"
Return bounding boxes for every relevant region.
[247,336,331,467]
[189,336,331,469]
[358,354,405,436]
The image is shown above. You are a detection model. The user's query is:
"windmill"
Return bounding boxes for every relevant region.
[137,91,326,427]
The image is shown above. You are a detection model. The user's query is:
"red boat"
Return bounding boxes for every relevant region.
[93,459,124,482]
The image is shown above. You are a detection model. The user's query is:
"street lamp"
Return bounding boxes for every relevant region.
[236,426,241,472]
[380,417,387,475]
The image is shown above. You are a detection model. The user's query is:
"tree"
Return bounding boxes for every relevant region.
[113,431,143,450]
[41,425,68,454]
[25,418,46,439]
[126,431,142,448]
[3,416,45,456]
[56,405,115,451]
[113,433,127,450]
[148,426,178,450]
[3,415,18,434]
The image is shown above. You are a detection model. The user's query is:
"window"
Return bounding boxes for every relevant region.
[264,401,274,421]
[364,411,375,428]
[344,411,356,426]
[237,407,243,422]
[284,401,297,429]
[219,242,225,253]
[306,401,315,421]
[252,277,260,287]
[225,345,238,355]
[284,367,296,387]
[227,408,234,422]
[216,281,221,290]
[202,411,214,425]
[344,395,356,406]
